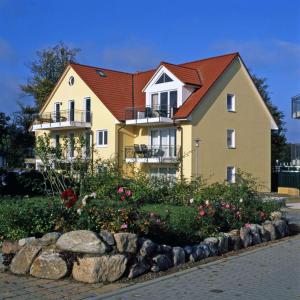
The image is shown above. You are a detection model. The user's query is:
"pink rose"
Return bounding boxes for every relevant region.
[117,187,124,194]
[120,195,126,201]
[120,223,128,229]
[225,204,230,209]
[125,189,132,197]
[199,210,206,217]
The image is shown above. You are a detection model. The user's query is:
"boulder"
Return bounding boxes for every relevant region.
[240,227,252,248]
[270,211,282,221]
[18,237,36,247]
[99,230,115,246]
[128,257,150,279]
[152,254,173,271]
[10,244,42,274]
[263,222,277,240]
[98,254,128,282]
[249,224,262,245]
[273,220,289,238]
[114,233,138,254]
[257,225,271,243]
[30,251,68,280]
[218,235,229,254]
[184,245,193,256]
[1,241,20,254]
[157,244,173,256]
[288,222,300,234]
[40,232,61,246]
[140,239,157,257]
[0,253,8,272]
[56,230,108,254]
[189,245,205,262]
[228,230,242,251]
[204,237,219,256]
[72,256,102,283]
[172,247,185,266]
[199,242,213,257]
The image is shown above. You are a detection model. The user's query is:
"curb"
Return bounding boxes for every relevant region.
[93,234,300,299]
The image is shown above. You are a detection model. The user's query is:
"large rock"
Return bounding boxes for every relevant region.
[114,233,138,254]
[249,224,262,245]
[40,232,61,246]
[189,245,205,262]
[157,244,173,256]
[288,222,300,234]
[98,254,128,282]
[263,222,277,240]
[72,256,102,283]
[99,230,115,246]
[218,235,229,254]
[152,254,173,272]
[257,225,271,243]
[10,244,42,274]
[128,257,150,279]
[240,227,252,248]
[1,241,20,254]
[0,253,8,272]
[199,242,213,257]
[140,239,157,257]
[18,237,36,247]
[228,230,242,251]
[273,220,289,238]
[204,237,219,256]
[172,247,185,266]
[270,211,282,221]
[30,251,68,279]
[56,230,108,254]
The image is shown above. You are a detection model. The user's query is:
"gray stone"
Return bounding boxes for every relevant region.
[218,235,229,254]
[249,224,262,245]
[10,244,42,274]
[128,257,150,279]
[152,254,173,271]
[114,233,138,254]
[56,230,108,254]
[1,240,20,254]
[18,237,36,247]
[263,222,277,240]
[204,237,219,256]
[151,264,160,272]
[189,245,205,262]
[184,245,193,256]
[228,230,242,251]
[157,244,172,256]
[270,211,282,221]
[40,232,61,246]
[288,222,300,234]
[257,225,271,243]
[240,227,253,248]
[199,243,211,257]
[99,230,115,246]
[72,256,102,283]
[140,239,157,257]
[273,220,289,238]
[172,247,185,266]
[30,251,68,280]
[98,254,128,282]
[0,253,8,272]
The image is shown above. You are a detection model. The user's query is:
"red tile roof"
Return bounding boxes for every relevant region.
[70,52,239,121]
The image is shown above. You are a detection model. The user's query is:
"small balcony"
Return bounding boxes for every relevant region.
[32,110,92,131]
[292,94,300,119]
[125,144,180,163]
[124,105,177,125]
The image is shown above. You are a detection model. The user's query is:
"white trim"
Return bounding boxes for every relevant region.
[226,166,236,183]
[227,93,236,112]
[227,129,236,148]
[96,129,108,147]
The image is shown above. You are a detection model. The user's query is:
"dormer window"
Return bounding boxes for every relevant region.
[156,73,173,84]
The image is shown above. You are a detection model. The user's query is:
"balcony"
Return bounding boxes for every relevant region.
[124,105,177,125]
[32,109,92,131]
[125,144,180,163]
[292,94,300,119]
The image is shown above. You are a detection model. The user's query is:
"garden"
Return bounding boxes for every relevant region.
[0,133,288,282]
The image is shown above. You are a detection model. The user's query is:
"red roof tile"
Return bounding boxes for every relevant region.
[69,53,239,121]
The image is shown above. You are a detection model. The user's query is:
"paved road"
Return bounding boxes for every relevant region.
[97,236,300,300]
[1,236,300,300]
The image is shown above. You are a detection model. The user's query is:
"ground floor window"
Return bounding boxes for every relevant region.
[227,166,235,183]
[150,167,176,181]
[96,130,108,147]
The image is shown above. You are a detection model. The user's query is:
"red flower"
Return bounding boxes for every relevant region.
[117,187,124,194]
[120,195,126,201]
[61,188,78,208]
[199,210,206,217]
[125,189,132,197]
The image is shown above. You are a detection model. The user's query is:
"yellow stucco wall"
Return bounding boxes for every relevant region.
[190,57,273,190]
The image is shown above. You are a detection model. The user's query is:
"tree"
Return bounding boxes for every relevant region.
[21,42,80,109]
[251,73,290,164]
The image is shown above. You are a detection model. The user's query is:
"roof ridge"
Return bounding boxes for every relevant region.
[70,62,134,76]
[179,52,239,66]
[161,61,198,71]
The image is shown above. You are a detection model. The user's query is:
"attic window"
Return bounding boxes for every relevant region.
[156,73,173,84]
[96,69,107,78]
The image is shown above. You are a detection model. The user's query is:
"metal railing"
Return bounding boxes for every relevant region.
[34,109,92,125]
[292,94,300,119]
[124,105,177,120]
[125,144,180,162]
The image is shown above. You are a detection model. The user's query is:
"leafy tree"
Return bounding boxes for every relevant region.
[251,73,290,164]
[21,42,80,108]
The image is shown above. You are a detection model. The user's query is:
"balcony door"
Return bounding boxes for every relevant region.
[54,103,60,122]
[85,98,91,122]
[150,128,176,158]
[69,100,75,122]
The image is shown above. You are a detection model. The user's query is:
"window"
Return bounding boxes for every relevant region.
[227,129,235,148]
[96,69,107,78]
[69,133,74,158]
[68,76,75,86]
[69,100,75,121]
[156,73,173,84]
[150,167,176,181]
[97,130,108,147]
[85,98,91,122]
[150,90,178,117]
[150,128,176,158]
[227,166,235,183]
[227,94,235,112]
[170,91,178,108]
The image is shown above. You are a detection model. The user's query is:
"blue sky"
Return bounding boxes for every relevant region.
[0,0,299,141]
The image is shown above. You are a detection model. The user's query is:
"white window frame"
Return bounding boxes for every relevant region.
[150,90,178,109]
[226,166,236,183]
[96,129,108,147]
[150,167,177,181]
[227,129,236,149]
[227,93,236,112]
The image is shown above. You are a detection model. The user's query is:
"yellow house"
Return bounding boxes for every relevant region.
[32,53,277,191]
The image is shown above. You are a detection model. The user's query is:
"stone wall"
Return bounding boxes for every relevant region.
[0,213,291,283]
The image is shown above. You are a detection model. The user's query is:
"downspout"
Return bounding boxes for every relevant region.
[117,124,126,170]
[175,119,184,182]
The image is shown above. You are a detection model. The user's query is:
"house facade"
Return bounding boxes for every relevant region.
[32,53,277,191]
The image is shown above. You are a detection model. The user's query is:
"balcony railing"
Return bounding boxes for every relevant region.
[292,95,300,119]
[125,144,180,163]
[124,105,177,124]
[32,109,92,130]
